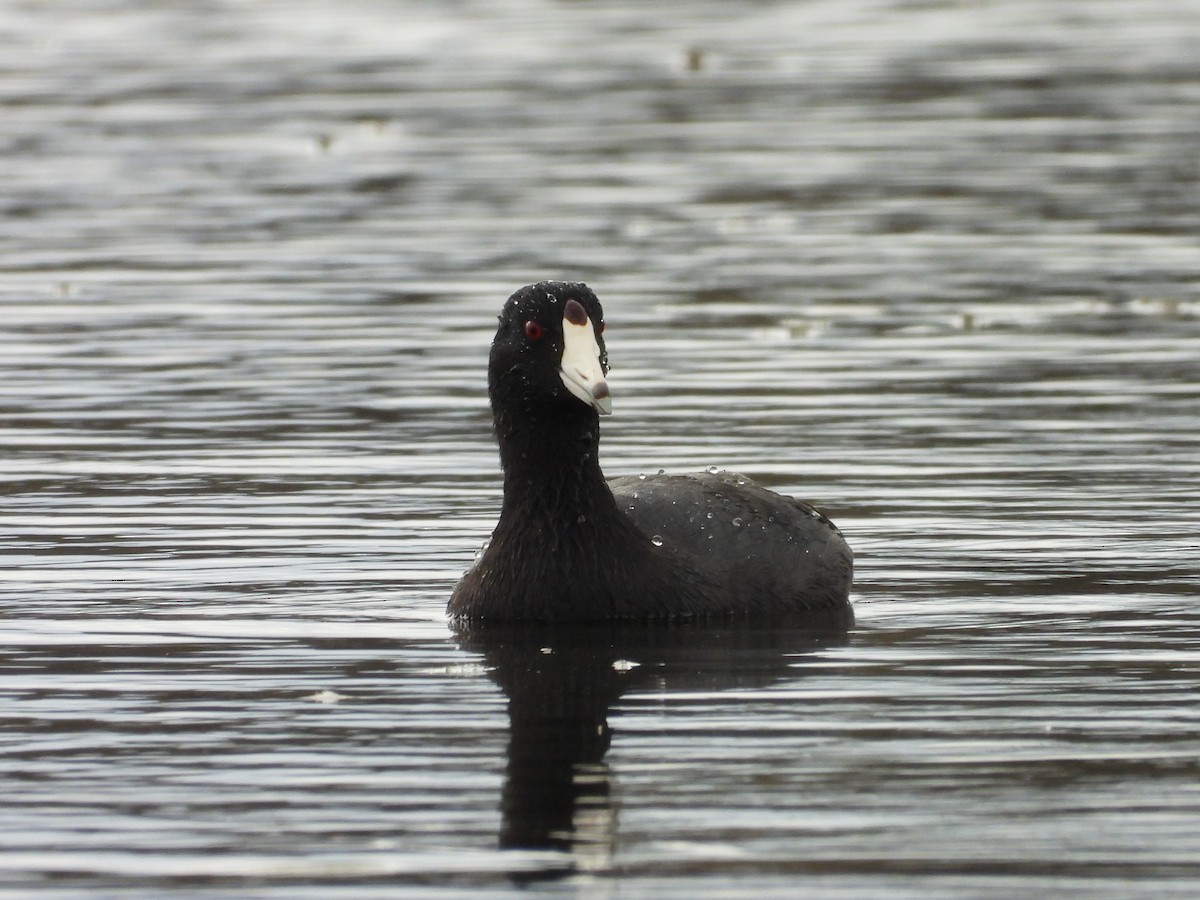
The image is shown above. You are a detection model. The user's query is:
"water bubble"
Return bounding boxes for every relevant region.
[306,690,345,704]
[650,535,664,547]
[638,473,647,481]
[706,466,719,475]
[657,468,665,475]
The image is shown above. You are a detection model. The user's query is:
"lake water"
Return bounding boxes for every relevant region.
[2,0,1199,896]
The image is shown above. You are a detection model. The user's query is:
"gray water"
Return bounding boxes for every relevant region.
[3,0,1199,896]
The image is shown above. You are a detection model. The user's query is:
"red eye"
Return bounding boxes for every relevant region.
[524,320,544,341]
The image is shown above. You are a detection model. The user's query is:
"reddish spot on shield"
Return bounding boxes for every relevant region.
[563,298,587,326]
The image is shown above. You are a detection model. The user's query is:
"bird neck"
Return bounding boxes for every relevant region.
[493,402,619,531]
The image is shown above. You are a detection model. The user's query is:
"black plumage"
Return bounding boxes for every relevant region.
[448,281,852,622]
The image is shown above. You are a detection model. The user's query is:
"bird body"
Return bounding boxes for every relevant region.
[448,282,852,622]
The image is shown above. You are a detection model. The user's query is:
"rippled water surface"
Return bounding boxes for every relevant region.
[3,0,1199,896]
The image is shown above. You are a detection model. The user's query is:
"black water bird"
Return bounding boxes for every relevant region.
[448,282,852,621]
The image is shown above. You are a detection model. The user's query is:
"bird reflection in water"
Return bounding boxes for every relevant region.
[454,608,852,876]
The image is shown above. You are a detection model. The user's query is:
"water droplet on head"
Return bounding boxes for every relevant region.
[632,492,639,499]
[706,511,714,519]
[638,473,647,480]
[650,535,664,547]
[732,516,743,527]
[657,468,665,475]
[706,466,719,475]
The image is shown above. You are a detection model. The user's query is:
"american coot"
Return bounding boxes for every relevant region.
[448,281,853,622]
